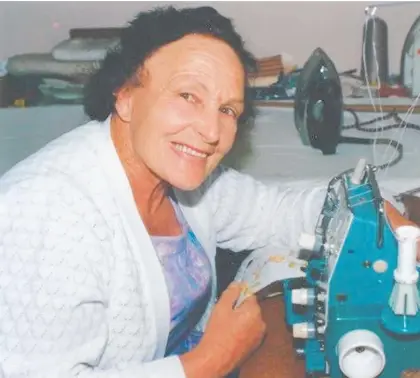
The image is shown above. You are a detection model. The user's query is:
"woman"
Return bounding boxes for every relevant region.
[0,5,416,378]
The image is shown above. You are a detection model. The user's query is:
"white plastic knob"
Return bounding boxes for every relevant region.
[337,330,386,378]
[351,158,367,184]
[291,288,315,305]
[298,233,317,251]
[292,322,315,339]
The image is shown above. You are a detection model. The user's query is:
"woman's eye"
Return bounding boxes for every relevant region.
[220,107,237,118]
[180,92,195,102]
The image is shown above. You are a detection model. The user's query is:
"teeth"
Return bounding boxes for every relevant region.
[174,143,207,158]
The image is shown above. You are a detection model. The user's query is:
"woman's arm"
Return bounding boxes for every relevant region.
[206,166,327,254]
[206,166,409,255]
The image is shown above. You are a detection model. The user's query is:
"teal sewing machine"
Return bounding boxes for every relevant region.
[283,159,420,378]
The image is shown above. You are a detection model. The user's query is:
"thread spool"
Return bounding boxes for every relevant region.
[394,225,420,284]
[360,16,389,85]
[389,225,420,315]
[337,329,386,378]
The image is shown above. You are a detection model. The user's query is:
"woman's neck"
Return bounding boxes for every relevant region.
[110,116,167,216]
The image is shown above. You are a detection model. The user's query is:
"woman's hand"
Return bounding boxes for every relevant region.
[198,282,266,376]
[181,282,266,378]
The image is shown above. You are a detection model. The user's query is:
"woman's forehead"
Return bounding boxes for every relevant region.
[143,35,244,88]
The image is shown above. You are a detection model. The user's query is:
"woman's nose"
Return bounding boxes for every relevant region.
[196,108,220,144]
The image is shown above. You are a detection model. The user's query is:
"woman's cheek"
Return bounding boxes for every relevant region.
[220,120,237,150]
[160,100,200,131]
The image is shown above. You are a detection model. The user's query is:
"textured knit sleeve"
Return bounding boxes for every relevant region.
[207,166,405,255]
[207,166,328,254]
[0,174,186,378]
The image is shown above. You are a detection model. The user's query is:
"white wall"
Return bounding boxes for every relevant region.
[0,105,88,175]
[1,1,420,73]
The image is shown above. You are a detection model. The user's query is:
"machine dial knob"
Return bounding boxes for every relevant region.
[291,288,315,305]
[293,322,316,339]
[299,232,318,251]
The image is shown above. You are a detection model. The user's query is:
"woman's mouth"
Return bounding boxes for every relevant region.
[172,143,209,159]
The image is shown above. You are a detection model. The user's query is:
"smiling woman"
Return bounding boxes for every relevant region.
[0,5,417,378]
[110,34,245,192]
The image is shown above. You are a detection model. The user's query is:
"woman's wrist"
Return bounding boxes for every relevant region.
[180,345,224,378]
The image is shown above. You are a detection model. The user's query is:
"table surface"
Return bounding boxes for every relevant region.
[227,108,420,189]
[239,297,305,378]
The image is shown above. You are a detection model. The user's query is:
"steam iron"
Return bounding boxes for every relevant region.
[400,14,420,96]
[294,48,343,155]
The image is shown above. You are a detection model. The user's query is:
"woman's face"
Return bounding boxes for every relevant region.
[115,34,245,191]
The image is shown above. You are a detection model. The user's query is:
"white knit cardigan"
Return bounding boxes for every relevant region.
[0,118,379,377]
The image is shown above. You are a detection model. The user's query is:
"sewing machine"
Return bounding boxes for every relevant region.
[283,159,420,378]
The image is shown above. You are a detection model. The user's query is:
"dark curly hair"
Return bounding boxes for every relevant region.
[83,6,257,127]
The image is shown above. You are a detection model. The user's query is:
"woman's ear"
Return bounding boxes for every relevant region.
[114,86,134,123]
[114,70,146,123]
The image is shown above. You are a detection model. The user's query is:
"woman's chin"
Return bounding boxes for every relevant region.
[166,172,207,192]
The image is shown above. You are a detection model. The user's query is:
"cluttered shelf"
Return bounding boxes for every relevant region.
[249,13,420,115]
[2,12,420,114]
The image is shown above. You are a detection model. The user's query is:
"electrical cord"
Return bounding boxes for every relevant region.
[339,135,403,170]
[338,108,420,170]
[335,66,414,170]
[340,107,420,201]
[343,108,420,133]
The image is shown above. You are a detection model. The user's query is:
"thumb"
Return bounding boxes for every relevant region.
[220,282,246,305]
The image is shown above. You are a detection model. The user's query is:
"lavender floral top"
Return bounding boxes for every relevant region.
[151,197,212,356]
